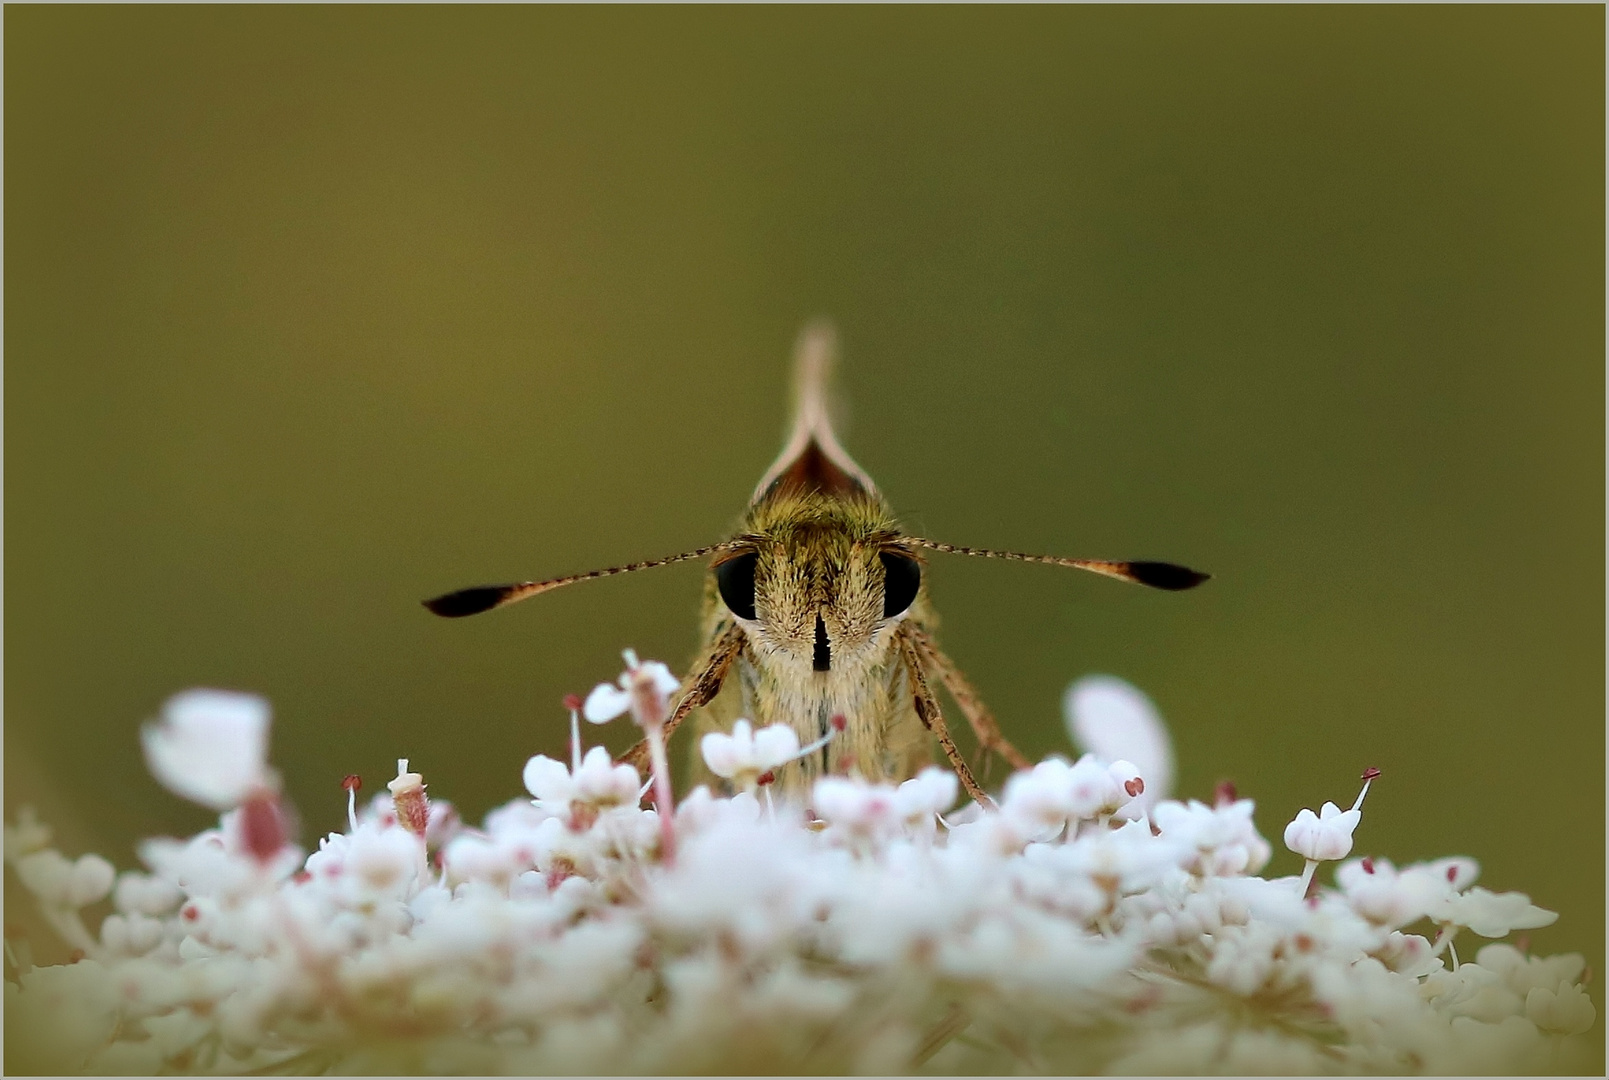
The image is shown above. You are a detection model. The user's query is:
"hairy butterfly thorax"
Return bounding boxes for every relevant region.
[424,323,1208,805]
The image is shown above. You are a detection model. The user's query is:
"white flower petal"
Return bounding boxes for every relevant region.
[140,690,271,810]
[894,768,958,819]
[582,684,632,724]
[523,755,573,802]
[700,732,741,779]
[750,724,801,770]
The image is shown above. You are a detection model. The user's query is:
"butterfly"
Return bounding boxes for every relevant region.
[425,324,1207,803]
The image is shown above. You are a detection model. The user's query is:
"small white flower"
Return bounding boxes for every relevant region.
[304,831,349,882]
[1060,816,1179,895]
[1065,675,1173,810]
[1434,886,1558,938]
[1474,942,1587,996]
[140,690,272,811]
[1423,962,1525,1023]
[1102,759,1150,821]
[1335,856,1453,928]
[1373,930,1443,977]
[1284,770,1376,870]
[1064,754,1127,820]
[522,754,573,804]
[136,832,260,903]
[893,767,958,826]
[1283,801,1361,862]
[699,720,800,790]
[1152,798,1271,877]
[811,776,900,836]
[1524,981,1596,1035]
[582,650,680,726]
[340,822,426,905]
[1012,847,1109,922]
[1202,922,1298,996]
[524,747,641,816]
[1000,758,1078,835]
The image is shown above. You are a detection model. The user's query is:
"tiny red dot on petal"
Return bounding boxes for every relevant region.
[182,904,200,922]
[1446,866,1458,883]
[1361,767,1381,781]
[1214,780,1238,806]
[1125,778,1145,798]
[1361,857,1375,874]
[342,774,362,792]
[757,771,776,786]
[830,714,847,732]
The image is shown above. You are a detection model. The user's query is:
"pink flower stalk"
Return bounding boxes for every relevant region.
[584,650,681,864]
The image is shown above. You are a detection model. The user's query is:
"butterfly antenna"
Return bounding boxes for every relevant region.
[905,539,1210,591]
[423,542,736,617]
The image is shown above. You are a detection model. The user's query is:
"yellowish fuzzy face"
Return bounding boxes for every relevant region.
[711,491,923,686]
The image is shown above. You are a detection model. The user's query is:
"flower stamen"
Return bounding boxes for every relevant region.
[342,774,361,833]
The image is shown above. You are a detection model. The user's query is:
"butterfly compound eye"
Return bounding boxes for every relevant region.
[880,552,921,618]
[715,551,760,621]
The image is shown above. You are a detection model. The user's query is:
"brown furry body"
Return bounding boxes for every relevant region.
[686,491,935,799]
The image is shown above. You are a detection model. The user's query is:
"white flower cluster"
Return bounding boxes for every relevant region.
[3,657,1595,1075]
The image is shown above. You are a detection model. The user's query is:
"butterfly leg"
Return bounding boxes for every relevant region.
[907,625,1032,773]
[897,626,991,807]
[619,622,746,774]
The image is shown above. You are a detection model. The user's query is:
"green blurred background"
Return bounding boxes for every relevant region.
[6,2,1602,1010]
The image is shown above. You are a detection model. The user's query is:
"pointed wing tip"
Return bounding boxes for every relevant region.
[796,318,839,357]
[422,586,513,617]
[791,321,839,417]
[1128,562,1212,591]
[752,320,878,504]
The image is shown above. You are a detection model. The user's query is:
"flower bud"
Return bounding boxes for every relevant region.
[388,759,430,838]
